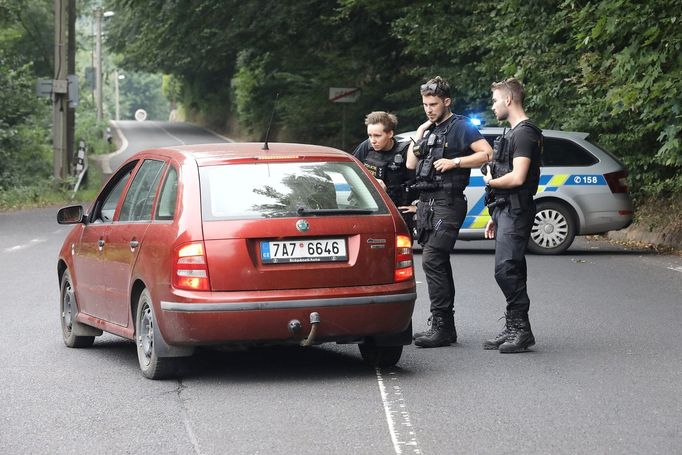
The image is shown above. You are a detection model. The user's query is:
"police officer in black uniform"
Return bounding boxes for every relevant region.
[407,77,492,348]
[352,111,415,232]
[482,78,543,353]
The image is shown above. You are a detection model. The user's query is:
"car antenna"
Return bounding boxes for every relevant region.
[262,92,280,150]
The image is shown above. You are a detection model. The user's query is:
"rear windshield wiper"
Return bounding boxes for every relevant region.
[296,207,375,216]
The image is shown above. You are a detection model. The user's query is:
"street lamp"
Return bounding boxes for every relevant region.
[115,71,125,121]
[95,9,114,122]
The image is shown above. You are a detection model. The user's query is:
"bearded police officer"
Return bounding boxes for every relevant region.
[353,111,415,232]
[482,78,543,353]
[407,77,491,348]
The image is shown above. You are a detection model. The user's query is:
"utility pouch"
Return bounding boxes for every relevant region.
[415,201,434,244]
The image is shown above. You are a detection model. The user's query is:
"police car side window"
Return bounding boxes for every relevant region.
[542,138,598,167]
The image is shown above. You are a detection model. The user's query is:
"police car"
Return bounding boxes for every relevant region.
[396,128,634,254]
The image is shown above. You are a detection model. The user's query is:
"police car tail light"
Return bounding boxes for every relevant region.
[604,171,629,194]
[173,242,210,291]
[394,234,414,282]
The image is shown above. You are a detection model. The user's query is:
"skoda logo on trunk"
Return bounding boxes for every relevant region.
[296,219,310,232]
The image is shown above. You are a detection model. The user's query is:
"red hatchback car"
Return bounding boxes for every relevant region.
[57,143,416,379]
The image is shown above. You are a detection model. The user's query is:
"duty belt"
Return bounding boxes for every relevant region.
[488,189,533,211]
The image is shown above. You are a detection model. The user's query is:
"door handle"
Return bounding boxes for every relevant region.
[129,240,139,249]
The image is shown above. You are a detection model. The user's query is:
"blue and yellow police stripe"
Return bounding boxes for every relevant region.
[461,174,606,229]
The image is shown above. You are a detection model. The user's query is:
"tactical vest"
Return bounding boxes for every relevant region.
[362,141,410,205]
[491,121,543,197]
[417,115,471,198]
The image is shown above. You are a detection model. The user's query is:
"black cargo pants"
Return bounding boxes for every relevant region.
[491,198,536,314]
[418,195,468,315]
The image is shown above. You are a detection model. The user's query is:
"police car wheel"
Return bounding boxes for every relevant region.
[528,201,576,255]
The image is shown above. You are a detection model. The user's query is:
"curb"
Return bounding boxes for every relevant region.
[607,224,682,252]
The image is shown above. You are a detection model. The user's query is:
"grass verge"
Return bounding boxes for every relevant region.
[0,168,102,211]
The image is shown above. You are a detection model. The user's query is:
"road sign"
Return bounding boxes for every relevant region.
[135,109,148,121]
[329,87,360,103]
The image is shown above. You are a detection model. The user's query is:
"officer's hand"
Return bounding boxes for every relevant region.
[398,205,417,214]
[416,120,433,137]
[483,165,493,184]
[434,158,454,173]
[484,219,496,239]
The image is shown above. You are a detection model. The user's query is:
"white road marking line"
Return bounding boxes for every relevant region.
[376,368,422,455]
[158,123,187,145]
[177,382,203,455]
[4,238,46,253]
[667,266,682,273]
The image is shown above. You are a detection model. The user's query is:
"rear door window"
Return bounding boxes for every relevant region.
[542,138,597,166]
[119,159,166,222]
[200,160,388,220]
[155,166,178,220]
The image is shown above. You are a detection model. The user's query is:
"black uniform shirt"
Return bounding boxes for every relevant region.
[432,114,484,159]
[505,120,543,194]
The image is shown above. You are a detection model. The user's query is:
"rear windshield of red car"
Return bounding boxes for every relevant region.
[199,160,389,220]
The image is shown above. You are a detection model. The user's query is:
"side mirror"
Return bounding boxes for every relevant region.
[57,205,85,224]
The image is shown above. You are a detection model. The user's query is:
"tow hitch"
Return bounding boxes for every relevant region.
[300,312,321,347]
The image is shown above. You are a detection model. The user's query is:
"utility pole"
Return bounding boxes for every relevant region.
[53,0,69,179]
[67,0,76,172]
[95,8,103,123]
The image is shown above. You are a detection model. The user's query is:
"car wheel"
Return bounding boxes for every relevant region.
[528,201,576,255]
[60,270,95,348]
[359,344,403,368]
[135,289,178,380]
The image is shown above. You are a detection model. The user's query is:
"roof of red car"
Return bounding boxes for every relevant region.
[148,142,350,166]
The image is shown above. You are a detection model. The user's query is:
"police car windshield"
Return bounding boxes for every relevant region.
[200,161,388,220]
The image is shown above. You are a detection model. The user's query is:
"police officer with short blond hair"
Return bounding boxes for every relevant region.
[407,77,491,348]
[483,77,543,353]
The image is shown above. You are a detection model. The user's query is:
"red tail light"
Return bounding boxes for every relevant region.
[604,170,629,193]
[394,234,414,282]
[173,242,210,291]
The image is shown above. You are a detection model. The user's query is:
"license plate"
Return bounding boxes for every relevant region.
[260,238,347,264]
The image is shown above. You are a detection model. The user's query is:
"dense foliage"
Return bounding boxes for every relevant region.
[105,0,681,198]
[1,0,680,201]
[0,0,53,190]
[0,0,172,194]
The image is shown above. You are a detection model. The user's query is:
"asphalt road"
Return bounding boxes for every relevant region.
[2,121,681,455]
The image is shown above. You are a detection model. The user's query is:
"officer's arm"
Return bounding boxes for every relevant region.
[407,143,419,170]
[485,156,531,189]
[461,138,492,168]
[407,120,433,170]
[433,138,491,172]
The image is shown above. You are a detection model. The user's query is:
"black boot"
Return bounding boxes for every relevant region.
[483,313,512,350]
[413,313,457,343]
[499,313,535,353]
[414,313,453,348]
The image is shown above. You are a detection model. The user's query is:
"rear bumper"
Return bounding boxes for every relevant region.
[160,292,415,312]
[156,287,416,346]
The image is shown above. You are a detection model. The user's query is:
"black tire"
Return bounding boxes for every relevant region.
[359,344,403,368]
[528,201,576,255]
[135,289,178,380]
[60,270,95,348]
